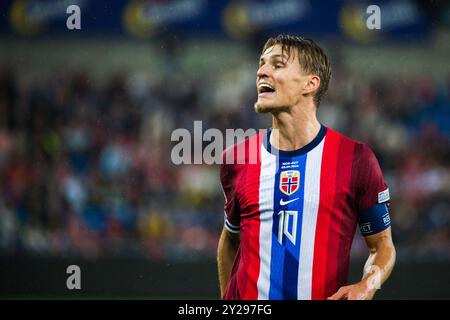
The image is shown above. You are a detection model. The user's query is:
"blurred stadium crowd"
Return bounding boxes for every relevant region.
[0,43,449,262]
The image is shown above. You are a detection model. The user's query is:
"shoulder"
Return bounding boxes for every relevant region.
[325,127,358,147]
[326,127,377,161]
[353,141,379,167]
[220,130,264,189]
[220,130,265,169]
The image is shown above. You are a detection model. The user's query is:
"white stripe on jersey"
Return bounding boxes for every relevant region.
[297,137,325,299]
[256,144,277,300]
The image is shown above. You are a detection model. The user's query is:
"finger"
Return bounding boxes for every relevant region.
[327,287,349,300]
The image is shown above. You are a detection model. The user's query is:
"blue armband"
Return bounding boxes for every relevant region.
[358,203,391,236]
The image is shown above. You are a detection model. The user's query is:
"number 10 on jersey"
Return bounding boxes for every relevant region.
[277,210,298,245]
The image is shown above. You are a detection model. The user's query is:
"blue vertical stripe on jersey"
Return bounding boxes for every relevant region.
[269,153,307,299]
[282,154,306,299]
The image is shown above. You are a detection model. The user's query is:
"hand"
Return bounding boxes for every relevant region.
[327,280,377,300]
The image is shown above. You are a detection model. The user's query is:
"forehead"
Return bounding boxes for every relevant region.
[260,44,298,62]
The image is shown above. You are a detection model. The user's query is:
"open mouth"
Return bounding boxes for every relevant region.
[258,83,275,96]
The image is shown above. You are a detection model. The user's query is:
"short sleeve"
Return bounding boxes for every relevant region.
[355,143,390,212]
[354,143,391,236]
[220,152,240,234]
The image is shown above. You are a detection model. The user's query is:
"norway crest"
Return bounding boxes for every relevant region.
[279,170,300,196]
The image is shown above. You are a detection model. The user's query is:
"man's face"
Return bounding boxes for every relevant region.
[255,44,308,113]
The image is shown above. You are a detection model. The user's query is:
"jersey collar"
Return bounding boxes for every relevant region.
[263,124,327,157]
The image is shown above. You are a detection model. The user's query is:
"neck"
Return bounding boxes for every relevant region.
[269,103,321,151]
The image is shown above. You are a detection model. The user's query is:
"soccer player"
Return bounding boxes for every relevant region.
[217,35,396,300]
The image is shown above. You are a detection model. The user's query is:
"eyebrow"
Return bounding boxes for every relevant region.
[259,54,289,65]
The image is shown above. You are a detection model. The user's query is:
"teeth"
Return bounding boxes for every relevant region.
[259,83,273,90]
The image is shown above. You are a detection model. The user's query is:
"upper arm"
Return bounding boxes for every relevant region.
[220,227,241,251]
[355,143,392,237]
[220,154,241,234]
[355,143,389,212]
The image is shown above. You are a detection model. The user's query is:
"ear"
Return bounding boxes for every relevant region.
[303,75,320,95]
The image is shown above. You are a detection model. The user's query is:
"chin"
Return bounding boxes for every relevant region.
[254,100,282,114]
[254,103,268,113]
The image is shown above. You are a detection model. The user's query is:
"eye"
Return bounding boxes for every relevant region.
[273,62,284,69]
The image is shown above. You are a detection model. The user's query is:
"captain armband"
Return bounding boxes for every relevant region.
[358,203,391,236]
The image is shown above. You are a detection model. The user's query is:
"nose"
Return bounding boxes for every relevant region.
[257,63,270,80]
